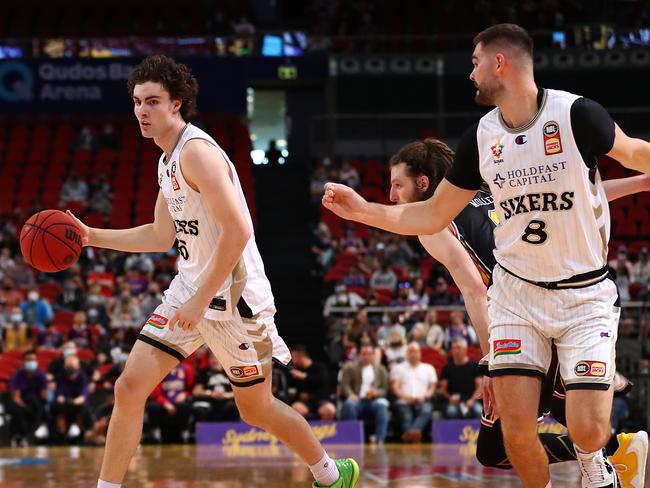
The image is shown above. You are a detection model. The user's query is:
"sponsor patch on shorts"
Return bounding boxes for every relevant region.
[493,339,522,358]
[229,365,259,378]
[145,313,168,330]
[574,361,606,377]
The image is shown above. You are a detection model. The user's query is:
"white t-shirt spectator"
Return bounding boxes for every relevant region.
[359,364,375,398]
[370,267,398,290]
[391,362,437,399]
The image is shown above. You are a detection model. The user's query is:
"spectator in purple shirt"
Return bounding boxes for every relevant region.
[37,322,64,349]
[68,311,92,349]
[7,350,47,445]
[52,354,91,441]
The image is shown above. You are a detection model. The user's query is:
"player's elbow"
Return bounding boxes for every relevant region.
[225,222,251,251]
[154,227,176,252]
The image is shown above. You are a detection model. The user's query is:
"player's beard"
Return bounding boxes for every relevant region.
[474,78,504,106]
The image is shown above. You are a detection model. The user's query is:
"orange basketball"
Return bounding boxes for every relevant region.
[20,210,83,273]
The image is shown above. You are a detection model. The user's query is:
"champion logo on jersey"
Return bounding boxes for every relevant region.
[543,121,563,155]
[493,339,521,358]
[515,135,527,145]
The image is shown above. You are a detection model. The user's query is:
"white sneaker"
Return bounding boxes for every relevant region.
[67,424,81,438]
[34,424,49,439]
[577,448,619,488]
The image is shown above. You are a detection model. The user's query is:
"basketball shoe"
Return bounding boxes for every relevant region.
[576,448,619,488]
[609,431,648,488]
[312,458,360,488]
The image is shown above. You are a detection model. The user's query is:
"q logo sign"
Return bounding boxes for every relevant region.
[0,61,34,102]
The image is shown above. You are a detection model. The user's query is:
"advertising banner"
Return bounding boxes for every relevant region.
[196,420,364,446]
[0,55,327,114]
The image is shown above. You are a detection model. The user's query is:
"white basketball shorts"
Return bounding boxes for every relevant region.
[138,302,291,387]
[487,265,620,390]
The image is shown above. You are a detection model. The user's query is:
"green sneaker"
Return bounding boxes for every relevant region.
[312,458,360,488]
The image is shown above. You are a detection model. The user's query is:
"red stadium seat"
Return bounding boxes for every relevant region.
[53,310,75,327]
[39,281,62,303]
[420,347,448,376]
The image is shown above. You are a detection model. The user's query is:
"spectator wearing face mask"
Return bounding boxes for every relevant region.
[52,354,91,441]
[2,306,31,350]
[381,329,407,372]
[110,291,142,329]
[47,342,93,381]
[84,285,110,329]
[323,283,365,317]
[139,282,163,320]
[69,311,92,349]
[56,278,86,311]
[20,288,53,330]
[7,350,47,445]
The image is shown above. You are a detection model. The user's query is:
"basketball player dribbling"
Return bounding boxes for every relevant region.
[323,23,650,488]
[387,138,649,488]
[68,56,359,488]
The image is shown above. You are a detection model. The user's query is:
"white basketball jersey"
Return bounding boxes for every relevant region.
[478,89,610,282]
[157,124,274,320]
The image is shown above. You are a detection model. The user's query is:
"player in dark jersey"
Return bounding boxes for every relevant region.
[388,138,649,487]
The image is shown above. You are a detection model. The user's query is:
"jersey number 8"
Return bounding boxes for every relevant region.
[522,220,548,245]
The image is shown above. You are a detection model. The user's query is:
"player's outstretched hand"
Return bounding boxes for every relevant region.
[66,210,91,247]
[321,182,368,222]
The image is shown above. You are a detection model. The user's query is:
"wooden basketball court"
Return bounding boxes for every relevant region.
[0,443,598,487]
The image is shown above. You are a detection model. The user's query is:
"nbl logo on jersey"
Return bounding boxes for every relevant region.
[543,121,563,155]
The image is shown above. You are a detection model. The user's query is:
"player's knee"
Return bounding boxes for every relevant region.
[570,423,611,453]
[114,374,148,407]
[235,395,272,427]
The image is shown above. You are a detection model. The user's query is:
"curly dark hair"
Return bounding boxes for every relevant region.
[389,138,456,200]
[127,55,199,120]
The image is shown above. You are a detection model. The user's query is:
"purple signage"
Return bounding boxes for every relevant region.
[197,420,364,446]
[432,418,567,444]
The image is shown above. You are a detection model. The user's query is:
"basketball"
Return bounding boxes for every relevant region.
[20,209,83,273]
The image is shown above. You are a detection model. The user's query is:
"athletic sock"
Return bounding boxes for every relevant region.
[309,451,339,487]
[97,480,121,488]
